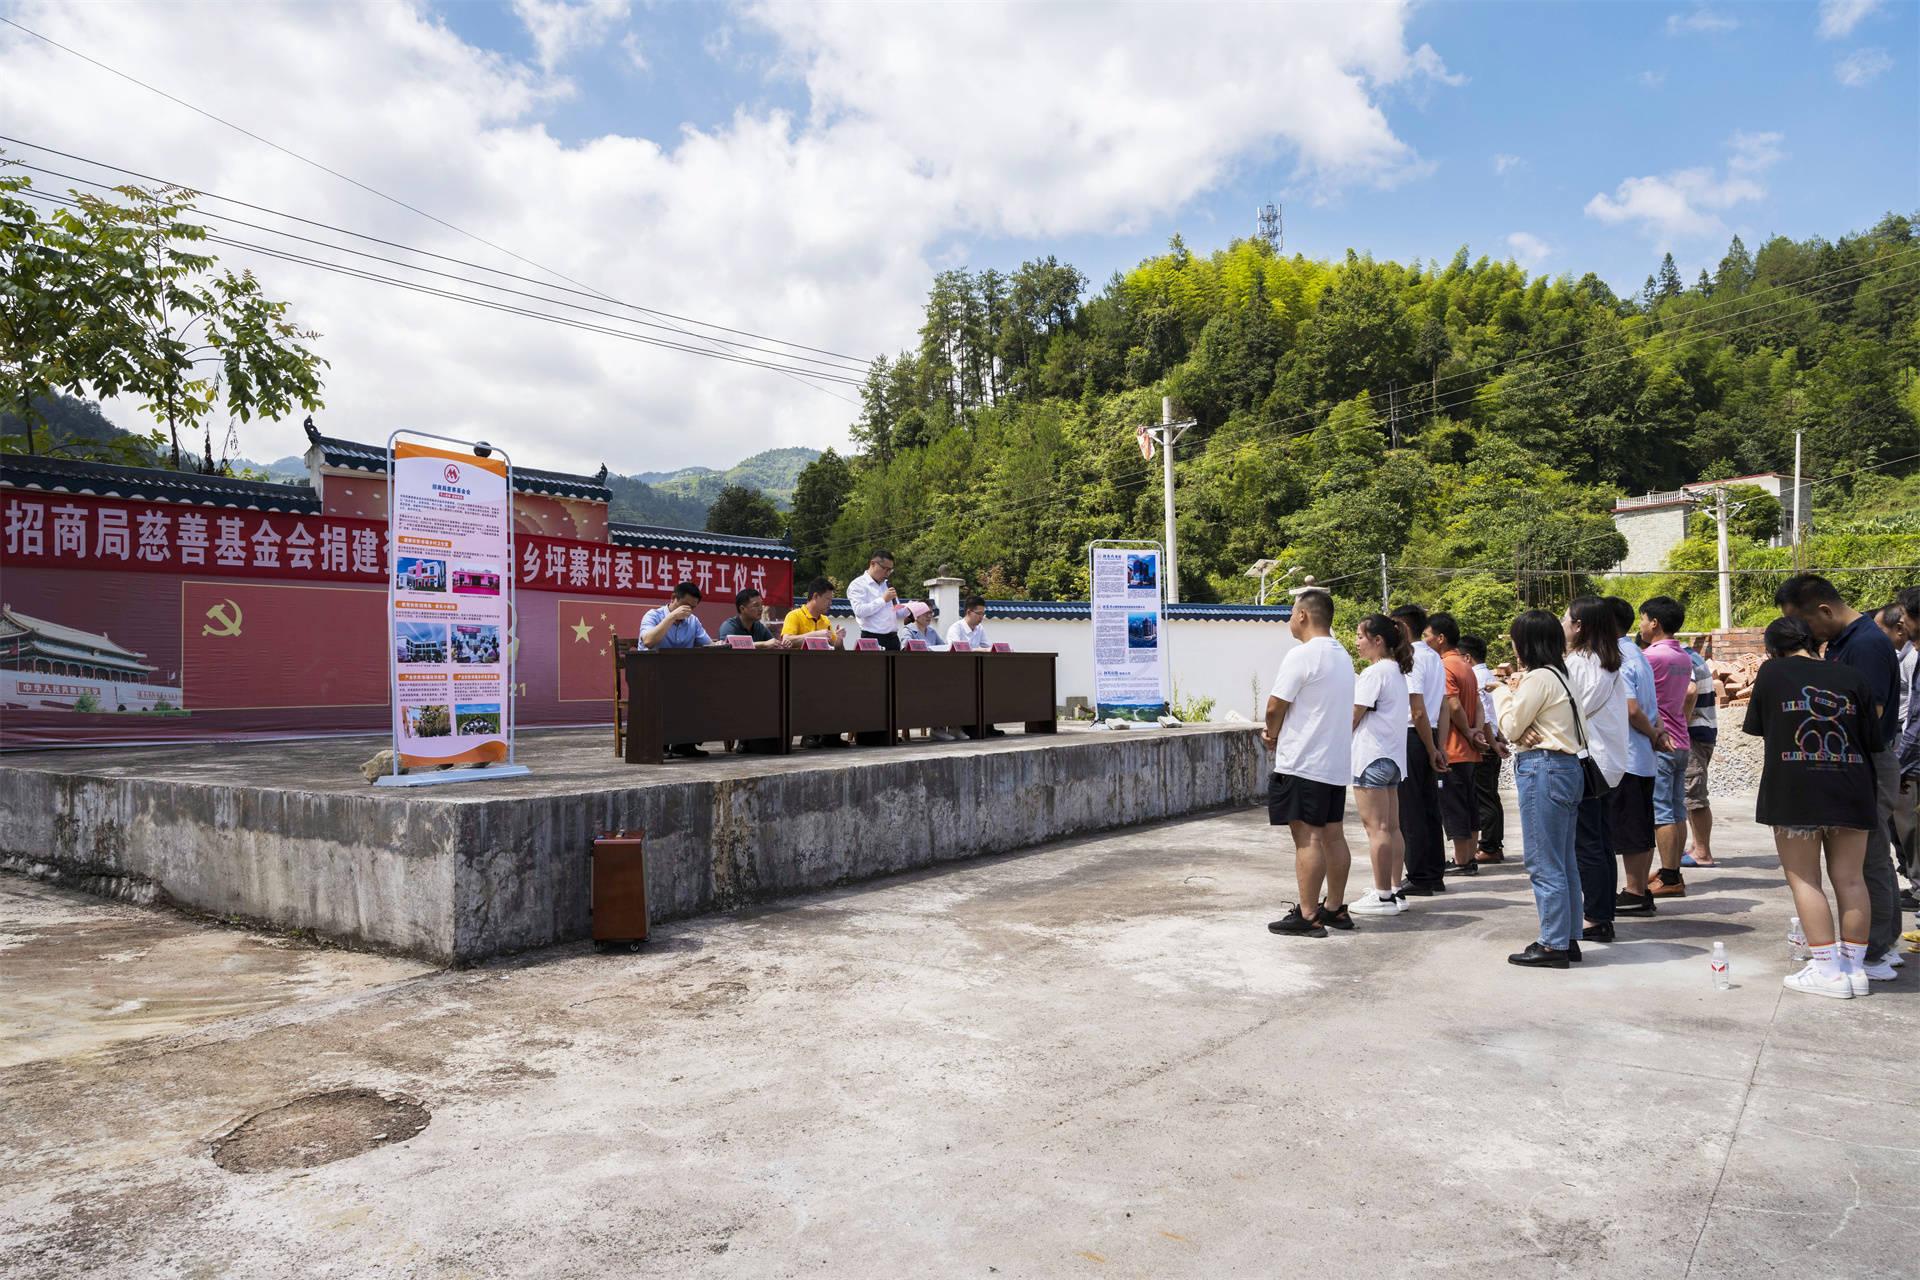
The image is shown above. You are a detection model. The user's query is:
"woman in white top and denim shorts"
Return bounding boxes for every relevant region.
[1351,614,1414,915]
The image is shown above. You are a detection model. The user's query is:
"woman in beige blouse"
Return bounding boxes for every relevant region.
[1492,610,1589,970]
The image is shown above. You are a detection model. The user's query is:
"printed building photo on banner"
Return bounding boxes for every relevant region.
[1,604,184,715]
[396,556,447,593]
[451,564,501,595]
[394,621,448,664]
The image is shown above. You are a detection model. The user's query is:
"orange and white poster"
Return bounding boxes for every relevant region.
[388,438,513,769]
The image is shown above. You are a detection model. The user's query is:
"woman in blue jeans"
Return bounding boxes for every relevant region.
[1492,610,1589,970]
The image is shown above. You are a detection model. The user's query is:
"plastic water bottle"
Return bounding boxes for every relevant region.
[1710,941,1731,990]
[1787,917,1809,962]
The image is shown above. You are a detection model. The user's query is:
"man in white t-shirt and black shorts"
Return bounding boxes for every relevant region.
[1264,589,1357,938]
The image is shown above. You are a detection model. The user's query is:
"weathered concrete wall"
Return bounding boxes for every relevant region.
[1,727,1265,964]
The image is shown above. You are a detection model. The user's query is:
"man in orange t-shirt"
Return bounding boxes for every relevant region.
[1427,612,1488,876]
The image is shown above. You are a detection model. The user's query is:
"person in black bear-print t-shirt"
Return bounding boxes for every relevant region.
[1743,616,1884,1001]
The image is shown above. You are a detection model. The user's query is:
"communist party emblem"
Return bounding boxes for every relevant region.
[200,599,244,638]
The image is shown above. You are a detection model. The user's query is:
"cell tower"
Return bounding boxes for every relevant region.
[1256,202,1282,251]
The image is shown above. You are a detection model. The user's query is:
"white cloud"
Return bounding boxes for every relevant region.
[1638,69,1667,88]
[1493,153,1521,175]
[1666,8,1739,35]
[1585,133,1783,243]
[1818,0,1882,40]
[0,0,1459,474]
[512,0,628,73]
[1506,232,1550,268]
[1727,129,1784,172]
[619,30,647,73]
[1835,47,1893,86]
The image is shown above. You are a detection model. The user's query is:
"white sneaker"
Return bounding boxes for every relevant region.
[1863,957,1899,983]
[1783,963,1853,1000]
[1886,951,1905,968]
[1350,890,1401,915]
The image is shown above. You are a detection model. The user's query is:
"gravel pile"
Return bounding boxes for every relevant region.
[1705,729,1765,795]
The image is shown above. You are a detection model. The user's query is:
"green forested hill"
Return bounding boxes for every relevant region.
[794,220,1920,636]
[630,446,820,510]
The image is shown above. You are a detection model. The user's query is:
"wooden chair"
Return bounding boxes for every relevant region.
[612,636,640,757]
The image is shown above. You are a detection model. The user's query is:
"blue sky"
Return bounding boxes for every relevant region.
[3,1,1913,472]
[441,0,1917,296]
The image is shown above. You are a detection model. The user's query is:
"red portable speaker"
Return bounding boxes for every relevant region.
[591,831,648,951]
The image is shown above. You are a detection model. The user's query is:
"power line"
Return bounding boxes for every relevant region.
[0,142,875,372]
[10,160,874,375]
[0,28,867,403]
[15,187,871,387]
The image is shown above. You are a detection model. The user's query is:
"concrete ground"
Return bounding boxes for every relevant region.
[1,793,1915,1278]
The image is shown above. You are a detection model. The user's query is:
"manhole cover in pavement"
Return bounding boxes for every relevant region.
[210,1088,429,1173]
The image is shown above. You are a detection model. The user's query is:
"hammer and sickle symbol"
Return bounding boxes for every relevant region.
[201,599,243,638]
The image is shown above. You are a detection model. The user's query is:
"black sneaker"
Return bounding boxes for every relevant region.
[1320,902,1355,931]
[1615,891,1656,917]
[1444,861,1479,877]
[1401,883,1437,897]
[1267,904,1327,937]
[1581,922,1615,943]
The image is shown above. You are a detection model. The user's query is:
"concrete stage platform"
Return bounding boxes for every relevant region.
[0,724,1264,963]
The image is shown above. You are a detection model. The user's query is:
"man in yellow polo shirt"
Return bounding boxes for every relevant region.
[782,576,845,648]
[783,576,848,748]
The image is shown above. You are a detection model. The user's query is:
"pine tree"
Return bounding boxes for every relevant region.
[1642,274,1658,309]
[1656,253,1683,300]
[1713,234,1754,295]
[1695,269,1712,295]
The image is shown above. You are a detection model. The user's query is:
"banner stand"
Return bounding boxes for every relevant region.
[1087,539,1170,723]
[376,430,530,788]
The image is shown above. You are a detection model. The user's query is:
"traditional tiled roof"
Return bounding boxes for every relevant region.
[0,605,154,671]
[305,429,613,503]
[803,597,1291,621]
[0,453,322,513]
[611,521,796,560]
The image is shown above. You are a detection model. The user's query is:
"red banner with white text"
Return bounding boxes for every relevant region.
[1,489,792,750]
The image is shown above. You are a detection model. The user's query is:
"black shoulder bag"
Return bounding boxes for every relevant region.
[1545,667,1611,801]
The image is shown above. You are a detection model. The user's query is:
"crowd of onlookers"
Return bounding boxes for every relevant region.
[1262,578,1920,997]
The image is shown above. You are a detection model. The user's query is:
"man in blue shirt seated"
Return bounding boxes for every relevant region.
[640,581,720,758]
[642,582,718,651]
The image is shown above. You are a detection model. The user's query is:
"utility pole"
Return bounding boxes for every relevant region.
[1700,485,1745,635]
[1792,427,1804,571]
[1379,553,1390,611]
[1142,396,1198,602]
[1715,486,1732,635]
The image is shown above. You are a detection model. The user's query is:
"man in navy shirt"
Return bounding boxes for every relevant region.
[1776,574,1903,976]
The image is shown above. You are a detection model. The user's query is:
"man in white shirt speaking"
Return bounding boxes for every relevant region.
[1263,589,1357,938]
[847,550,909,650]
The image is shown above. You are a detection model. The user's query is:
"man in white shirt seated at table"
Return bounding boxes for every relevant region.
[847,549,910,650]
[947,595,991,651]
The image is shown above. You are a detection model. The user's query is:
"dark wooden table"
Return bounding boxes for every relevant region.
[980,651,1059,736]
[621,650,1057,764]
[622,649,786,764]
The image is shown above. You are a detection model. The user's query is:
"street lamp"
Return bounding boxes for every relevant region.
[1244,560,1303,605]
